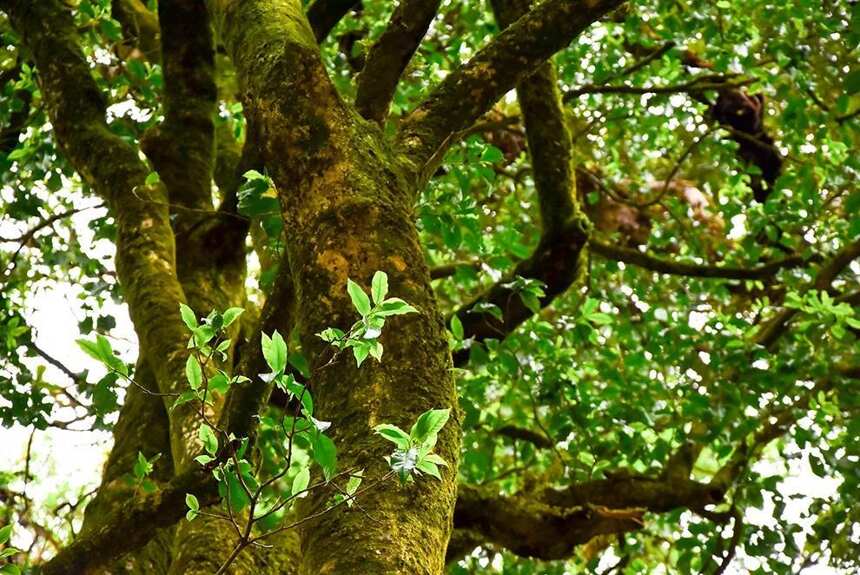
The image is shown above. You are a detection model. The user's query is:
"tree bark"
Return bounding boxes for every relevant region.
[210,0,461,572]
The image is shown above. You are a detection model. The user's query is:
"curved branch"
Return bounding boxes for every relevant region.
[354,0,440,124]
[589,239,807,280]
[491,0,579,237]
[396,0,625,179]
[451,222,589,367]
[453,475,724,561]
[112,0,160,61]
[37,468,216,575]
[306,0,359,42]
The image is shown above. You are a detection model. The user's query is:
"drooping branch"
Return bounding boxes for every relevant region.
[306,0,360,42]
[396,0,625,179]
[353,0,440,124]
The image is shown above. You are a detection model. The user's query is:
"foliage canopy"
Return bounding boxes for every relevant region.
[0,0,859,573]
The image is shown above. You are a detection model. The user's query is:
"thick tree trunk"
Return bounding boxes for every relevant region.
[210,1,461,572]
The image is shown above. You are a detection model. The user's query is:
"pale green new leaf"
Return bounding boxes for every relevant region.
[371,271,388,304]
[347,279,372,316]
[373,424,411,449]
[410,408,450,447]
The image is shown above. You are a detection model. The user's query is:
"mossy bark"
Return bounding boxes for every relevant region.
[212,1,460,572]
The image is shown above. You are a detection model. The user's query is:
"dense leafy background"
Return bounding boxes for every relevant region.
[1,0,859,573]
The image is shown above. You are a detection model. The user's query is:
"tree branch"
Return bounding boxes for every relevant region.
[494,424,554,448]
[141,0,217,213]
[491,0,579,237]
[354,0,440,124]
[111,0,161,62]
[451,221,588,367]
[306,0,359,42]
[396,0,625,180]
[589,239,807,280]
[754,237,860,348]
[453,475,724,560]
[562,75,749,101]
[37,468,216,575]
[3,4,197,491]
[448,0,598,366]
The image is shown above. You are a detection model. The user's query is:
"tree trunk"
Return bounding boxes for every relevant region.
[210,1,461,571]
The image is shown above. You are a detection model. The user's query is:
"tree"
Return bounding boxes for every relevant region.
[0,0,858,574]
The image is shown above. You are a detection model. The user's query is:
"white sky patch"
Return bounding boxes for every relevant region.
[688,310,709,330]
[728,214,748,240]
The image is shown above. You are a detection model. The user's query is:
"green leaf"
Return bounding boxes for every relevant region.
[208,372,230,395]
[76,338,103,363]
[450,314,464,340]
[0,524,11,545]
[347,279,371,316]
[243,169,266,180]
[311,432,337,482]
[845,69,860,94]
[291,466,310,496]
[416,458,442,480]
[179,303,198,330]
[353,343,370,367]
[221,307,244,328]
[198,425,218,456]
[0,564,21,575]
[171,390,197,412]
[284,378,313,416]
[186,493,200,512]
[371,271,388,305]
[145,171,160,185]
[6,147,27,161]
[410,408,450,447]
[133,451,154,479]
[346,470,363,495]
[368,340,383,362]
[262,330,287,374]
[185,355,202,390]
[220,471,251,512]
[377,298,418,316]
[373,424,412,449]
[76,335,127,376]
[422,452,449,467]
[480,145,504,163]
[185,493,199,521]
[194,454,214,466]
[192,325,215,347]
